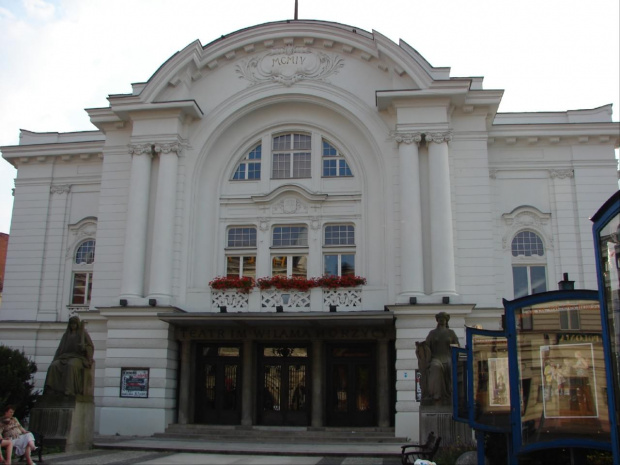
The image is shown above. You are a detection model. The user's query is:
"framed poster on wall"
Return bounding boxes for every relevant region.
[120,368,149,398]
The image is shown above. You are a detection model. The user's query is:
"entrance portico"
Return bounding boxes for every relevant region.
[161,311,395,428]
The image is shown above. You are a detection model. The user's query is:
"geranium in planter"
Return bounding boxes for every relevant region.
[316,275,367,288]
[256,276,319,292]
[209,276,255,294]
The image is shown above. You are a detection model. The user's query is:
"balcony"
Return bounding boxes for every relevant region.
[211,288,363,312]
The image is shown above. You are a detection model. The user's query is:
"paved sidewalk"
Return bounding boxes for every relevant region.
[36,436,403,465]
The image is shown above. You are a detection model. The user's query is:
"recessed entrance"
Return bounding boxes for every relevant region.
[195,344,242,425]
[326,343,376,426]
[258,344,310,426]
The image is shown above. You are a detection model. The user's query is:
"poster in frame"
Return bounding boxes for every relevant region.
[488,357,510,407]
[120,367,149,398]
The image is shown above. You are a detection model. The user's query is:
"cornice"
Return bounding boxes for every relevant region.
[1,140,105,168]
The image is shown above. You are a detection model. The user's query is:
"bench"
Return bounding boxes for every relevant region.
[401,433,441,465]
[1,432,44,464]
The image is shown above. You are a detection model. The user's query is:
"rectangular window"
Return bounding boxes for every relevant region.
[273,226,308,247]
[272,133,311,179]
[560,309,580,330]
[71,272,93,305]
[324,254,355,276]
[272,255,307,277]
[227,227,257,248]
[325,225,355,245]
[512,265,547,298]
[226,256,256,278]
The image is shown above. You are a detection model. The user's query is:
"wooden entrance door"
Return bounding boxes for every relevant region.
[258,345,310,426]
[326,343,376,426]
[195,344,241,425]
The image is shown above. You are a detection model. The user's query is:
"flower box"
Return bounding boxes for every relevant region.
[209,276,255,294]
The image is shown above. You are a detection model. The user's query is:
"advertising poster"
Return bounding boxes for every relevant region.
[488,357,510,407]
[120,368,149,398]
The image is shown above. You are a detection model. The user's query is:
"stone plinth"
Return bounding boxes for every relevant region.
[420,405,473,446]
[30,394,94,452]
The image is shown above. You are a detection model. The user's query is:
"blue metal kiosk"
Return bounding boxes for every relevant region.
[453,191,619,464]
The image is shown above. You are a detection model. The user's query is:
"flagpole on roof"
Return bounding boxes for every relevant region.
[294,0,298,20]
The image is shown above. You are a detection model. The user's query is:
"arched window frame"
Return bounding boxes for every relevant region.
[71,239,96,306]
[232,144,262,181]
[321,139,352,178]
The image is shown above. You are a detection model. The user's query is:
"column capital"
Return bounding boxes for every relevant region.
[50,184,71,195]
[425,131,453,144]
[128,143,154,156]
[153,142,182,155]
[391,131,423,145]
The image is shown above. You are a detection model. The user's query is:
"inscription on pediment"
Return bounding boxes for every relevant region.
[237,46,344,87]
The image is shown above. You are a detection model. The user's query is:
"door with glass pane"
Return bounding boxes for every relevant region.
[195,344,241,425]
[327,344,376,426]
[258,345,310,426]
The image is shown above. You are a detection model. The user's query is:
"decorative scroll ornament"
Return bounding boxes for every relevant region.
[236,46,344,87]
[50,184,71,195]
[272,197,308,214]
[549,169,574,179]
[425,132,453,144]
[392,132,423,145]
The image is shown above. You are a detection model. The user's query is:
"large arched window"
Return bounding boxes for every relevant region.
[71,239,95,305]
[511,231,546,298]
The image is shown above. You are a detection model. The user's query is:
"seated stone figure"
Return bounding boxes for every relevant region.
[416,312,459,405]
[44,316,94,397]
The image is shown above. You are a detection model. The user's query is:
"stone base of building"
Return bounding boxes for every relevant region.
[30,394,94,452]
[420,406,473,446]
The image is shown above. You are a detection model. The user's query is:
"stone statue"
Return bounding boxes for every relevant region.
[416,312,459,405]
[44,316,94,397]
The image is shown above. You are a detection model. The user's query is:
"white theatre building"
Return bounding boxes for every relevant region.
[1,20,618,439]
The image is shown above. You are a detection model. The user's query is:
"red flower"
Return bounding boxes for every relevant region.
[209,276,255,294]
[316,275,367,288]
[256,276,319,292]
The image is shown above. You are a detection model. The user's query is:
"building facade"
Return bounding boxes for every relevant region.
[1,20,618,439]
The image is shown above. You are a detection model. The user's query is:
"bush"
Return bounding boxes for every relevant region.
[0,344,40,420]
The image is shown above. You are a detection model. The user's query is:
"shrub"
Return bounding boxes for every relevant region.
[0,344,40,420]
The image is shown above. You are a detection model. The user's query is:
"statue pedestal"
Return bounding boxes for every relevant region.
[419,405,473,446]
[30,394,94,452]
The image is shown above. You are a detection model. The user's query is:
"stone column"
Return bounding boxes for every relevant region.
[311,340,323,427]
[395,132,425,296]
[377,338,390,427]
[178,339,191,424]
[120,144,153,300]
[427,132,457,295]
[241,339,253,426]
[148,143,180,303]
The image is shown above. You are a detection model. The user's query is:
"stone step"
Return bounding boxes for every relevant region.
[157,425,405,444]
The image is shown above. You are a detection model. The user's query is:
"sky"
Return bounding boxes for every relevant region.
[0,0,618,234]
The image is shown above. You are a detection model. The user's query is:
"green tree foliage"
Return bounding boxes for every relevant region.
[0,344,40,419]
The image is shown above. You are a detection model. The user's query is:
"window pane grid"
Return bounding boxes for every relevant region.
[75,240,96,264]
[292,153,311,177]
[71,272,92,305]
[512,231,544,257]
[325,225,355,245]
[227,228,257,248]
[233,144,261,180]
[321,141,352,177]
[273,226,308,247]
[272,153,291,179]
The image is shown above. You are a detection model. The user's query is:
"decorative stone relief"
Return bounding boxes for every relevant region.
[153,142,182,155]
[50,184,71,195]
[258,218,270,231]
[272,197,308,214]
[501,206,552,250]
[65,218,97,259]
[548,169,574,179]
[425,132,453,144]
[310,217,321,230]
[211,290,249,310]
[128,144,153,156]
[392,132,423,145]
[261,290,311,308]
[236,46,344,87]
[323,289,362,308]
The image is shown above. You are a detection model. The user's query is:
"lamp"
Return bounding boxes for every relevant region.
[409,297,417,305]
[276,305,284,313]
[219,306,227,313]
[119,299,128,307]
[149,298,157,307]
[442,296,450,304]
[329,305,337,313]
[558,272,575,290]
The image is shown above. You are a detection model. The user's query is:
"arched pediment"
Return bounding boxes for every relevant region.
[250,184,328,206]
[501,206,553,251]
[108,21,459,107]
